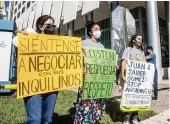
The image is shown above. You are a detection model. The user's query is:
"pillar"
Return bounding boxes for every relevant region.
[146,1,162,81]
[110,1,119,49]
[67,21,74,36]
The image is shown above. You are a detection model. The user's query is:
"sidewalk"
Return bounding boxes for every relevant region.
[141,110,169,124]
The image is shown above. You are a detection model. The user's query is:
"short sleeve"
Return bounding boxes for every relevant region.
[82,40,86,47]
[122,47,130,60]
[148,53,155,60]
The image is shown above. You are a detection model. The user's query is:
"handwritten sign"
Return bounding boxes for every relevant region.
[82,47,117,99]
[17,33,83,98]
[121,60,155,108]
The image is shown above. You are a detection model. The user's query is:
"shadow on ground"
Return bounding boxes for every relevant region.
[105,98,124,122]
[52,99,124,124]
[52,107,75,124]
[158,87,169,91]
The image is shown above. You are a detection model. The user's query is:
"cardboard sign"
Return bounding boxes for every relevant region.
[82,47,117,99]
[0,32,13,81]
[17,33,83,98]
[120,60,155,111]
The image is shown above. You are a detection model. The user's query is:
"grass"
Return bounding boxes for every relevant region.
[0,90,157,124]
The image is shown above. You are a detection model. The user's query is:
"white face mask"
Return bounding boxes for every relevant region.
[93,31,101,39]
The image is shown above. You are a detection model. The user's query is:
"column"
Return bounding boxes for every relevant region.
[84,12,93,38]
[67,21,74,36]
[110,1,119,49]
[164,2,169,33]
[146,1,162,81]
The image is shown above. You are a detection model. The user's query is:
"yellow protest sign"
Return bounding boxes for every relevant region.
[17,33,83,98]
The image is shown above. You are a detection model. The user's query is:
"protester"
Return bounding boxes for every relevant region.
[145,46,158,100]
[120,34,145,124]
[74,20,105,124]
[15,15,58,124]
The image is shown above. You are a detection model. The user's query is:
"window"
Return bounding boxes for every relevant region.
[14,8,17,14]
[14,17,16,22]
[27,1,31,8]
[18,3,21,10]
[141,7,146,19]
[159,17,167,30]
[17,11,20,18]
[15,1,18,5]
[97,18,111,49]
[129,7,139,19]
[73,28,85,38]
[22,1,26,5]
[22,7,25,14]
[136,21,140,33]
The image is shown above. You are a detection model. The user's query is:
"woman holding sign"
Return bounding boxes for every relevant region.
[120,34,146,124]
[74,21,105,124]
[15,15,58,124]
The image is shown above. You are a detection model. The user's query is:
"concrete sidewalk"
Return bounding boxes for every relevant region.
[141,110,169,124]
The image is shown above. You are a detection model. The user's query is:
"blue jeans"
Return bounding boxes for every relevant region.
[154,69,158,97]
[24,92,58,124]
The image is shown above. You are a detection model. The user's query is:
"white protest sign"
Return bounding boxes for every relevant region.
[0,31,13,81]
[122,60,155,107]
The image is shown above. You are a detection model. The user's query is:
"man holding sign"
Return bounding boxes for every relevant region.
[120,34,154,124]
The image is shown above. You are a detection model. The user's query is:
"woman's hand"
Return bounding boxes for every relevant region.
[15,29,28,35]
[122,75,126,82]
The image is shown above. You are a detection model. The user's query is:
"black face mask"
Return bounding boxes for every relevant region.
[44,25,56,34]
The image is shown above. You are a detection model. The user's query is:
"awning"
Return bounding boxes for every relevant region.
[17,1,100,29]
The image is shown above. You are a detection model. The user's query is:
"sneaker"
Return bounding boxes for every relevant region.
[152,96,158,100]
[132,119,140,124]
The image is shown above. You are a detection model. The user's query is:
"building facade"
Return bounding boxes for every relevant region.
[8,1,169,80]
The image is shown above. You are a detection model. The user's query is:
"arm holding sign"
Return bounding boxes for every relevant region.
[121,48,129,82]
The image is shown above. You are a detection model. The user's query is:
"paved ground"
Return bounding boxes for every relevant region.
[141,80,169,124]
[70,80,170,124]
[141,110,169,124]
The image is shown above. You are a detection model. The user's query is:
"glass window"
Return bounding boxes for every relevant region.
[73,28,85,38]
[129,7,139,19]
[136,21,140,33]
[18,3,21,10]
[141,7,146,19]
[17,11,20,18]
[14,8,17,14]
[14,17,16,21]
[27,1,31,9]
[97,18,111,49]
[160,34,169,67]
[143,21,147,33]
[15,1,18,5]
[22,1,26,5]
[159,17,167,30]
[22,7,25,14]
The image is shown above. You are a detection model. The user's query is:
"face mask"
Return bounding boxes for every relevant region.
[93,31,101,39]
[43,25,55,34]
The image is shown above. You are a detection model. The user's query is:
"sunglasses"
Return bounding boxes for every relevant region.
[43,24,56,28]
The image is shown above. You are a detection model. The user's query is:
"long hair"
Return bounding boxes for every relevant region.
[36,15,54,33]
[129,34,144,50]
